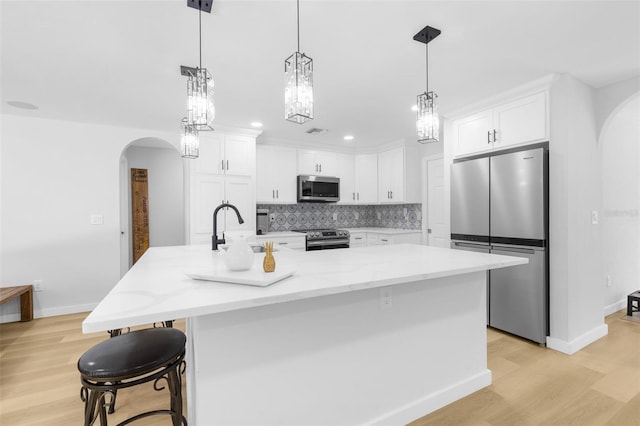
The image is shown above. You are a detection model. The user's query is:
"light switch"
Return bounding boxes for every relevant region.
[90,214,104,225]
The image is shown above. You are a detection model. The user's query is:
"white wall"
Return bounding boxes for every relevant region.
[125,145,184,249]
[0,114,181,321]
[600,94,640,313]
[546,74,607,354]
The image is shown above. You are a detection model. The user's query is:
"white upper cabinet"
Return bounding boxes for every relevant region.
[378,147,405,203]
[354,153,378,203]
[256,145,297,203]
[453,91,548,157]
[337,153,355,204]
[297,149,338,176]
[195,133,255,176]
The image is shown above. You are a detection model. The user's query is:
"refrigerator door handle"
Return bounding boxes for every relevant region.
[453,242,488,249]
[492,246,536,255]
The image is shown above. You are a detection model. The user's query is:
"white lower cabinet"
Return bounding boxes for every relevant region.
[255,234,306,251]
[349,232,367,248]
[350,230,422,247]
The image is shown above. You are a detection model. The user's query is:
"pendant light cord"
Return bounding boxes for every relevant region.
[425,42,429,92]
[296,0,300,53]
[198,2,202,69]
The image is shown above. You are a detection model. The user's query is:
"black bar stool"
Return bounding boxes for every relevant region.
[78,327,187,426]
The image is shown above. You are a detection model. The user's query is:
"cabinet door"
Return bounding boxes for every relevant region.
[191,175,225,241]
[452,109,493,157]
[297,150,319,175]
[256,145,279,203]
[493,92,547,149]
[355,154,378,203]
[275,147,298,203]
[224,178,253,233]
[195,133,224,174]
[337,153,355,204]
[349,232,367,247]
[316,151,338,176]
[224,135,255,176]
[378,148,404,203]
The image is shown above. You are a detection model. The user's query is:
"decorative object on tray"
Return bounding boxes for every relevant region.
[263,241,276,273]
[222,234,254,271]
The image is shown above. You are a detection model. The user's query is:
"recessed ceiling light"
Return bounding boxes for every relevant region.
[343,135,354,141]
[250,121,263,128]
[7,101,39,110]
[411,105,418,112]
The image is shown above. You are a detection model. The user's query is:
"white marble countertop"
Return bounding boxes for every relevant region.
[82,244,527,334]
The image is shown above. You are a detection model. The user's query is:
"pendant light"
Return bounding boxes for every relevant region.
[180,0,214,159]
[284,0,313,124]
[414,26,441,144]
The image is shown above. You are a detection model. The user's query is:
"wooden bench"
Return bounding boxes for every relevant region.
[0,285,34,322]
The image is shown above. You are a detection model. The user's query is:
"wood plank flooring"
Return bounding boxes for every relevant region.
[0,311,638,425]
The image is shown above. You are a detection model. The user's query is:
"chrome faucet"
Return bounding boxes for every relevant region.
[212,203,244,250]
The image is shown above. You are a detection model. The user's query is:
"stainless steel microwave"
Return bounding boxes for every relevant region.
[297,175,340,202]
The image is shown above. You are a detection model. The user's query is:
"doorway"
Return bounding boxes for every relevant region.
[119,139,185,277]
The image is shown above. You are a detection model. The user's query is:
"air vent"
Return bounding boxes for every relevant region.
[305,128,328,135]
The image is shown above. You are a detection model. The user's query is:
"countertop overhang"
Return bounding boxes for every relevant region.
[82,244,527,333]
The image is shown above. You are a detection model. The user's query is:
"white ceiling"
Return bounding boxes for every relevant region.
[2,0,639,149]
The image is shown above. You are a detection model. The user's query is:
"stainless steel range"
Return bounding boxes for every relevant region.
[293,228,350,251]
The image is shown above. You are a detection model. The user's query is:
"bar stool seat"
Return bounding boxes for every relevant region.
[78,327,187,426]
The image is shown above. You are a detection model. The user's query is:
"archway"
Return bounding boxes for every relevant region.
[119,138,185,276]
[599,92,640,313]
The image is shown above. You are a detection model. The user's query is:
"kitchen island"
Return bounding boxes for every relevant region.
[83,244,526,425]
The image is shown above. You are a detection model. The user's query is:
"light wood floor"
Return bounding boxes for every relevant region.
[0,311,638,425]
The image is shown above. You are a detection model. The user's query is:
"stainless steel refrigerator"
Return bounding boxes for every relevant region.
[451,144,548,344]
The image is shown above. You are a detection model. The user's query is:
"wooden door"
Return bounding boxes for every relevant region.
[131,168,149,264]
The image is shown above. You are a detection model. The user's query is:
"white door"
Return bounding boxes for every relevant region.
[337,153,355,204]
[256,145,278,202]
[225,178,253,233]
[426,157,448,247]
[355,154,378,203]
[452,109,493,157]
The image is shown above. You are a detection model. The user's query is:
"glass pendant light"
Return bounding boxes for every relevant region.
[285,0,313,124]
[414,26,441,144]
[180,0,214,158]
[180,121,200,159]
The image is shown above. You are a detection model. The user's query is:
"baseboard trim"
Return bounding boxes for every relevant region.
[604,299,626,317]
[546,324,609,355]
[0,303,97,324]
[367,369,492,425]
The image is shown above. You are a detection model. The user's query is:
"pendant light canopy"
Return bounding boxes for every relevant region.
[180,0,214,159]
[414,25,441,144]
[284,0,314,124]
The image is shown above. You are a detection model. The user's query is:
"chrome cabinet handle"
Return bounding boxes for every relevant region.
[226,160,229,170]
[279,242,288,245]
[487,131,491,144]
[276,189,279,198]
[222,160,225,170]
[272,190,275,199]
[352,192,355,200]
[493,129,497,142]
[357,192,359,201]
[319,164,322,173]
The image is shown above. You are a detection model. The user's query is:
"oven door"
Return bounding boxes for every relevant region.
[306,238,350,251]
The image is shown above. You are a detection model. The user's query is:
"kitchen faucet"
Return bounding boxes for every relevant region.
[212,203,244,250]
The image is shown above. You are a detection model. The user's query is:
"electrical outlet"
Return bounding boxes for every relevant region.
[606,275,612,287]
[332,213,338,221]
[33,280,43,292]
[270,213,275,222]
[380,287,392,311]
[591,210,599,225]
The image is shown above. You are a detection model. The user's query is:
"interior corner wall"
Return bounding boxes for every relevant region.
[0,114,180,322]
[600,94,640,310]
[125,146,185,248]
[548,74,606,352]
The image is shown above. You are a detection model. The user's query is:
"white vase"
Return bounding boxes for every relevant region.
[222,235,255,271]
